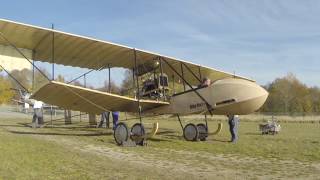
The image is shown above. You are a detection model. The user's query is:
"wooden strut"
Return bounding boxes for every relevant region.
[172,75,175,94]
[32,51,35,92]
[132,68,135,98]
[51,24,55,127]
[51,24,55,81]
[133,49,142,124]
[182,63,201,83]
[159,57,166,101]
[161,57,214,116]
[205,114,208,130]
[198,66,202,80]
[180,63,186,91]
[177,114,184,131]
[67,69,95,84]
[108,64,111,93]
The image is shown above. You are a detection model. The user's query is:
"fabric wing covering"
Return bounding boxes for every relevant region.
[30,81,169,114]
[0,19,254,87]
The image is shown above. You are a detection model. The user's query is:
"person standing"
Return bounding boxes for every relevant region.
[228,115,239,143]
[32,100,44,128]
[97,112,110,128]
[112,111,119,130]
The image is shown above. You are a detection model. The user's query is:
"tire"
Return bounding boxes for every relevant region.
[113,122,129,145]
[183,123,199,141]
[196,123,208,141]
[130,123,145,145]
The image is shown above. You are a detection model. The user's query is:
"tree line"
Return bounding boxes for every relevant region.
[0,68,49,104]
[261,73,320,114]
[1,68,319,114]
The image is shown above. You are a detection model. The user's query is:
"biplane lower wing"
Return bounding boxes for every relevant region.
[30,81,169,114]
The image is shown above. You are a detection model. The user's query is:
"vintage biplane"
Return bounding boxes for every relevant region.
[0,19,268,145]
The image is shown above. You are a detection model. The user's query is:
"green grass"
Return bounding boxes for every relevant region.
[0,113,319,179]
[133,117,320,162]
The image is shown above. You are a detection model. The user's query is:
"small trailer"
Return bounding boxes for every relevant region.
[259,118,281,135]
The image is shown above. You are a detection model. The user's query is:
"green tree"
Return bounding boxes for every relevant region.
[0,75,14,104]
[120,70,134,96]
[97,80,120,94]
[309,87,320,113]
[262,73,316,114]
[9,68,32,91]
[33,68,50,91]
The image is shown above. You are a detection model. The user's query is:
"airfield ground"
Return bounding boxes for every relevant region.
[0,106,319,179]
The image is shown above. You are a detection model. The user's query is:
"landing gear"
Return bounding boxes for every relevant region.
[130,123,145,145]
[196,123,208,141]
[113,122,147,146]
[114,122,129,145]
[178,115,209,141]
[183,123,199,141]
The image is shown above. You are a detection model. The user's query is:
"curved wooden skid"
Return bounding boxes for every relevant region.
[210,122,223,135]
[130,122,159,141]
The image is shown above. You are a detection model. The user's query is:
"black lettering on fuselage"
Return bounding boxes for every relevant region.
[189,102,205,110]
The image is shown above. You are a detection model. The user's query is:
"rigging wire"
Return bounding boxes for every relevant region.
[0,31,51,82]
[0,64,30,93]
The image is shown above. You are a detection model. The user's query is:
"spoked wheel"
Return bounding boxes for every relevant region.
[183,123,199,141]
[130,123,145,145]
[197,123,208,141]
[113,122,129,145]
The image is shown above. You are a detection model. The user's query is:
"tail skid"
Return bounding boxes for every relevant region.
[210,122,223,135]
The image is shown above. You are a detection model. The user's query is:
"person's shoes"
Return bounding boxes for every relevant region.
[230,139,237,143]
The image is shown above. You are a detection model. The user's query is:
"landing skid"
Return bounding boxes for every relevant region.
[177,114,209,141]
[113,121,159,146]
[114,122,147,146]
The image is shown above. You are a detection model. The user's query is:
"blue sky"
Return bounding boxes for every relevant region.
[1,0,320,87]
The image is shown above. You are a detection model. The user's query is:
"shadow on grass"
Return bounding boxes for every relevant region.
[156,130,178,135]
[16,122,113,132]
[148,137,172,142]
[0,124,26,128]
[8,130,113,137]
[244,132,262,136]
[211,139,230,143]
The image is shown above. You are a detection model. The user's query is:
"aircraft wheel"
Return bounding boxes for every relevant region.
[113,122,129,145]
[197,123,208,141]
[183,123,198,141]
[130,123,145,145]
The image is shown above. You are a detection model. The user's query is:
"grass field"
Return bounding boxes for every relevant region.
[0,107,319,179]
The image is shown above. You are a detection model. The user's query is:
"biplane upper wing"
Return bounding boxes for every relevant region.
[0,19,254,86]
[30,81,169,114]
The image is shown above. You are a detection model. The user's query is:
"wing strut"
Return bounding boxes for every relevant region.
[133,49,142,123]
[182,63,202,83]
[161,57,214,115]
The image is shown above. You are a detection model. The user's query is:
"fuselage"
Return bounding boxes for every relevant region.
[147,78,268,115]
